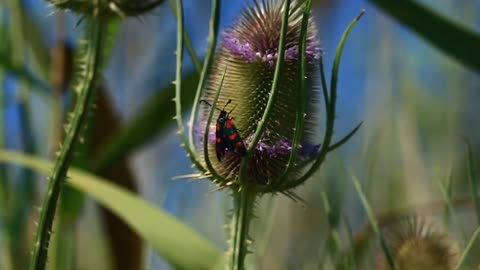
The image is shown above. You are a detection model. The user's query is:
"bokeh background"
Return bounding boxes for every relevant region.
[1,0,479,269]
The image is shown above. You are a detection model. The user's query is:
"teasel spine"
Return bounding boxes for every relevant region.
[29,17,107,270]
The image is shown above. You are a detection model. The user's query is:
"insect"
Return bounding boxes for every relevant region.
[200,99,247,162]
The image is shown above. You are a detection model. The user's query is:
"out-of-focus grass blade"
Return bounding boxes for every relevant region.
[5,0,49,78]
[454,227,480,270]
[368,0,480,72]
[464,139,480,225]
[0,150,222,270]
[0,52,50,95]
[93,71,199,173]
[350,171,396,270]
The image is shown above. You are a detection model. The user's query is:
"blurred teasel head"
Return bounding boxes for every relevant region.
[196,0,322,190]
[376,216,460,270]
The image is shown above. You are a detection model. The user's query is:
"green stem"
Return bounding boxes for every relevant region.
[230,189,257,270]
[29,18,106,270]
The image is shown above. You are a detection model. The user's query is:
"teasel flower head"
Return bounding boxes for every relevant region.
[196,0,322,191]
[376,216,460,270]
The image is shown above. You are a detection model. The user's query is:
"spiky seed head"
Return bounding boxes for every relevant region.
[376,216,460,270]
[197,0,321,190]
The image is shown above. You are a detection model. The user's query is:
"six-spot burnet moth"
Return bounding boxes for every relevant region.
[200,99,247,162]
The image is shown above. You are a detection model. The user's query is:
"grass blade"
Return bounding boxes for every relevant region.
[350,171,396,270]
[0,150,222,270]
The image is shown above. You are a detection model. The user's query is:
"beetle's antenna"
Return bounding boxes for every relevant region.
[222,99,232,111]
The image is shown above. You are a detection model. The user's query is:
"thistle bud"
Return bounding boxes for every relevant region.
[197,0,321,189]
[376,216,460,270]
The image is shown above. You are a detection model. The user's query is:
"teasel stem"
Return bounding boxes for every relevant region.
[281,9,365,191]
[239,0,291,184]
[229,188,257,270]
[29,17,106,270]
[274,0,311,189]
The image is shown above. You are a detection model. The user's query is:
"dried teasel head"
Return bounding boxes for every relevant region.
[376,216,460,270]
[196,0,322,189]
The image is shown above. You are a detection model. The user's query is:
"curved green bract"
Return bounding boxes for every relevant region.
[188,0,221,151]
[275,0,312,188]
[203,67,228,183]
[282,9,365,190]
[173,0,207,173]
[0,150,222,270]
[238,0,291,184]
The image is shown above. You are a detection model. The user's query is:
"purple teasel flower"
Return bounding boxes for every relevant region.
[196,0,322,188]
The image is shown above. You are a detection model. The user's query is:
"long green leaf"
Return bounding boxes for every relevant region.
[0,150,222,270]
[368,0,480,72]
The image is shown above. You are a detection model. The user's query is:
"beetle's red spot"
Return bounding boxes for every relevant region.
[234,141,244,152]
[226,120,233,128]
[216,137,222,143]
[216,123,220,131]
[229,133,238,140]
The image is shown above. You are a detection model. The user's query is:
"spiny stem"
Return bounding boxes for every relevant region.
[29,18,106,270]
[230,188,257,270]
